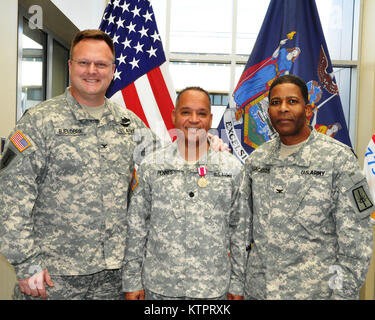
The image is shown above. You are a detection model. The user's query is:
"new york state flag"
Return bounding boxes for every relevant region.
[218,0,352,163]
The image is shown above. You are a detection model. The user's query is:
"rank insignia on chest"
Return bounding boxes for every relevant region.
[197,166,208,188]
[121,117,131,127]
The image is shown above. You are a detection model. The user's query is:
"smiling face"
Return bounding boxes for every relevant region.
[268,82,312,145]
[172,89,212,146]
[68,39,115,106]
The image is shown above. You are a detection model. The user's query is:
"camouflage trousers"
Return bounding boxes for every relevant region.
[145,289,227,300]
[13,269,124,300]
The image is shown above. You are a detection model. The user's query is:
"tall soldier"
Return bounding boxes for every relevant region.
[243,74,373,299]
[0,29,157,299]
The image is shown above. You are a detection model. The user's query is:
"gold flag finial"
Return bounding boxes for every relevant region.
[287,31,296,40]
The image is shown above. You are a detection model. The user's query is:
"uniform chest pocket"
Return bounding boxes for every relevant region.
[292,174,335,231]
[52,130,94,175]
[197,175,233,213]
[199,176,232,235]
[151,172,186,219]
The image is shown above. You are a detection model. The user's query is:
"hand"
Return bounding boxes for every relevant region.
[125,290,145,300]
[208,133,230,152]
[227,293,244,300]
[18,269,54,299]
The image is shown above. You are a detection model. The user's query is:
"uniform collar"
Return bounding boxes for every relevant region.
[64,88,121,125]
[169,139,214,167]
[264,129,317,167]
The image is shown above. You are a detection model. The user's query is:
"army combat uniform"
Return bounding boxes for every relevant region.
[0,88,157,299]
[243,129,373,300]
[122,141,249,299]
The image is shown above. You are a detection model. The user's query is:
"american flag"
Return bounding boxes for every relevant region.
[11,131,31,152]
[99,0,176,145]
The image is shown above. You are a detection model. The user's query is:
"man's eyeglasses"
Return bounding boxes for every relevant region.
[71,59,114,69]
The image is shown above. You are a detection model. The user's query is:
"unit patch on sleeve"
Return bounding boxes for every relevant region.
[352,186,373,212]
[10,131,31,152]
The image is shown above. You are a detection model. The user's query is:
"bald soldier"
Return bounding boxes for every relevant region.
[243,74,373,299]
[122,87,249,300]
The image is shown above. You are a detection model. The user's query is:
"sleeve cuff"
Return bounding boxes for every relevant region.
[229,280,244,297]
[331,289,360,300]
[121,271,143,293]
[13,256,45,279]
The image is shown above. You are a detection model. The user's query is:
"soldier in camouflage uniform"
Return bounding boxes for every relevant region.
[0,30,156,299]
[122,87,249,300]
[243,74,373,299]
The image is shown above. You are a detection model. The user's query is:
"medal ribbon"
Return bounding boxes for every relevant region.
[197,166,207,177]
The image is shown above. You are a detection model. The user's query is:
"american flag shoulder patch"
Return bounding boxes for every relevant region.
[10,130,31,152]
[130,169,139,191]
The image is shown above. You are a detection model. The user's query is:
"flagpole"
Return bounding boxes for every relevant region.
[229,0,238,103]
[311,93,338,127]
[316,93,338,109]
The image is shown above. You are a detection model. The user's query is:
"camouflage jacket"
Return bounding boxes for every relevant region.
[122,141,249,298]
[0,88,157,279]
[243,130,374,299]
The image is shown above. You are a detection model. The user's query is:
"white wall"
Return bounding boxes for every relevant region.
[51,0,107,30]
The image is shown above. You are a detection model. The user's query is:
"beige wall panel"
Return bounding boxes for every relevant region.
[0,254,17,300]
[357,0,375,162]
[0,0,18,139]
[357,0,375,300]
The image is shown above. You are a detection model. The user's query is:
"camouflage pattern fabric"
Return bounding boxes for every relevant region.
[243,129,374,299]
[122,141,249,298]
[145,289,227,300]
[0,88,157,281]
[12,269,123,300]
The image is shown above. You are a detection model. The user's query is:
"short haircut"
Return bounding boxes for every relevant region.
[269,74,309,104]
[176,86,211,110]
[70,29,115,61]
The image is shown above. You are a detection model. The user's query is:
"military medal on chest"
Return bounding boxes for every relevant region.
[197,166,208,188]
